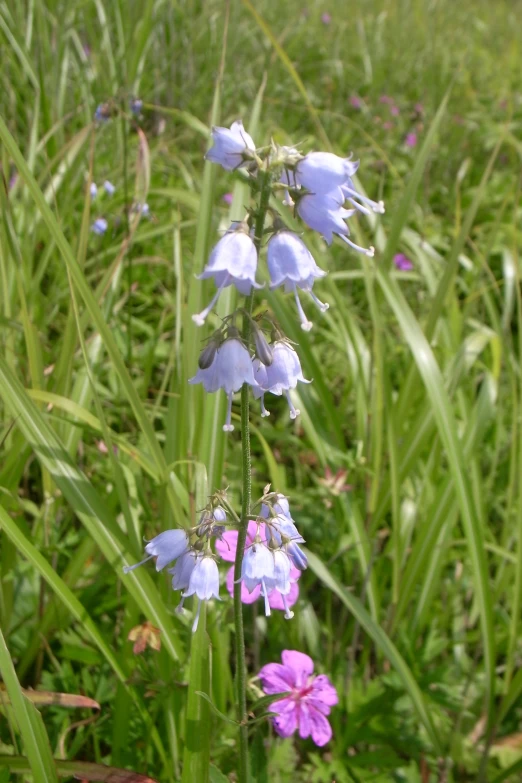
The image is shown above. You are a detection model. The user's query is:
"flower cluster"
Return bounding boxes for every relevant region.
[123,491,306,630]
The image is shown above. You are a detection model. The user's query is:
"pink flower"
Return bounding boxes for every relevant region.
[379,95,393,105]
[259,650,338,746]
[321,12,331,24]
[414,102,424,116]
[390,105,400,116]
[222,192,233,205]
[216,521,300,611]
[405,132,417,148]
[349,95,362,109]
[382,121,394,131]
[393,253,413,271]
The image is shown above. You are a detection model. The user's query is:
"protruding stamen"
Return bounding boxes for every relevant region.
[192,275,230,326]
[284,390,301,420]
[192,599,202,632]
[294,289,313,331]
[123,555,153,573]
[223,392,235,432]
[339,235,375,257]
[282,594,294,620]
[309,290,329,313]
[343,186,385,214]
[175,597,185,615]
[282,190,294,207]
[260,394,270,418]
[348,198,372,216]
[261,579,271,617]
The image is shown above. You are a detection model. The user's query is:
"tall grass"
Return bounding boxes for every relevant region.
[1,0,521,781]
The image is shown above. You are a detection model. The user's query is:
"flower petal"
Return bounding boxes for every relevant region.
[281,650,314,687]
[268,579,299,610]
[308,704,333,746]
[310,674,338,707]
[259,664,296,693]
[215,531,238,562]
[269,698,298,739]
[225,566,261,603]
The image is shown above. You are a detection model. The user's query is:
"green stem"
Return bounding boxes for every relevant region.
[232,169,272,783]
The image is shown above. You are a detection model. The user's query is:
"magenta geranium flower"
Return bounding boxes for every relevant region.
[259,650,338,746]
[393,253,413,271]
[215,521,300,614]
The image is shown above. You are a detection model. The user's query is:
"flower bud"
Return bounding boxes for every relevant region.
[253,325,273,366]
[198,338,219,369]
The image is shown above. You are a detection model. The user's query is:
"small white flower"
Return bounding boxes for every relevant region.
[267,231,328,330]
[205,120,256,171]
[183,555,220,632]
[192,225,262,326]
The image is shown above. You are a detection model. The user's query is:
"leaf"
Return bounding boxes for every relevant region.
[0,686,100,710]
[0,630,58,782]
[195,692,237,725]
[0,756,159,781]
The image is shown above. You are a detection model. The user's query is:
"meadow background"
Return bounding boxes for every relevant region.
[1,0,522,781]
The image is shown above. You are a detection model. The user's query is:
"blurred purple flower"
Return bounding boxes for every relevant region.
[405,132,417,148]
[382,121,394,131]
[258,650,338,746]
[222,192,233,205]
[379,95,393,105]
[414,102,424,115]
[393,253,413,271]
[321,12,331,24]
[349,95,362,109]
[390,105,400,116]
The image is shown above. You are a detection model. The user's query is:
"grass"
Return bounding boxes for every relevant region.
[1,0,522,780]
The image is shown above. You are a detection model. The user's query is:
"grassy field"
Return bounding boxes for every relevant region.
[1,0,522,780]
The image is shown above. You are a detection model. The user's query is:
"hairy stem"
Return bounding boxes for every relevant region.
[233,168,272,783]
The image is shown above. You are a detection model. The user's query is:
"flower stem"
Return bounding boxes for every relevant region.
[233,168,272,783]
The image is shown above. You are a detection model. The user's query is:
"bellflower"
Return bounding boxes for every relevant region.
[293,151,359,195]
[103,180,116,196]
[267,231,328,330]
[296,190,375,257]
[89,182,98,199]
[205,120,256,171]
[123,529,189,574]
[92,218,108,235]
[130,98,143,116]
[192,225,262,325]
[259,650,338,746]
[261,493,291,519]
[240,536,275,614]
[216,521,300,619]
[253,341,310,420]
[183,555,220,632]
[189,335,258,431]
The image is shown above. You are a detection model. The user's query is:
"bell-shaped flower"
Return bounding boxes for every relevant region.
[205,120,256,171]
[287,541,308,571]
[296,190,374,257]
[268,513,305,548]
[189,335,258,431]
[240,537,275,616]
[183,555,220,632]
[103,180,116,196]
[192,225,262,326]
[169,550,197,593]
[294,151,359,195]
[261,493,292,520]
[253,341,310,420]
[123,528,189,574]
[92,217,108,235]
[267,231,328,331]
[89,182,98,199]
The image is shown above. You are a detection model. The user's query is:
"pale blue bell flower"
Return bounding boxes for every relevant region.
[92,218,108,235]
[123,528,189,574]
[213,506,227,522]
[192,226,262,326]
[287,541,308,571]
[297,190,375,257]
[169,550,197,592]
[271,549,293,600]
[251,360,271,418]
[189,338,259,431]
[240,539,275,616]
[103,180,116,196]
[183,555,220,632]
[90,182,98,199]
[260,493,291,520]
[205,120,256,171]
[267,231,328,330]
[253,341,310,420]
[295,151,359,195]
